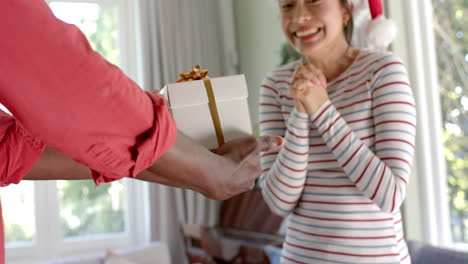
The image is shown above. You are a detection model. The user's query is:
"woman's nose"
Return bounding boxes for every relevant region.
[291,4,311,25]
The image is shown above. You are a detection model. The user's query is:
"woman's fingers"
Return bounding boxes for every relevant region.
[290,62,329,115]
[294,65,321,87]
[290,77,308,97]
[304,63,327,87]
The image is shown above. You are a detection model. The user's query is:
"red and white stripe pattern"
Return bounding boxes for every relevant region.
[259,49,415,264]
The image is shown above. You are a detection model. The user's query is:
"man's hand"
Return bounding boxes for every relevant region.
[210,135,284,199]
[144,132,283,200]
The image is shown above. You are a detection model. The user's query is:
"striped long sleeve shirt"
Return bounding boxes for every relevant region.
[259,50,416,264]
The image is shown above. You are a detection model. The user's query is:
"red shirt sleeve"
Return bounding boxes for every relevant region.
[0,110,43,263]
[0,0,177,184]
[0,201,4,263]
[0,110,45,187]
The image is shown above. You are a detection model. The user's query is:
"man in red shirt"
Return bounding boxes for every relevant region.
[0,0,283,262]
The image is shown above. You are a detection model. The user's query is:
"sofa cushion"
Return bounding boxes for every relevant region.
[40,242,171,264]
[41,255,101,264]
[113,242,171,264]
[104,251,137,264]
[408,240,468,264]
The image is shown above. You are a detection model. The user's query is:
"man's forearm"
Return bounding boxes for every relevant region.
[24,147,92,181]
[24,145,201,189]
[143,132,282,200]
[24,133,225,197]
[143,132,231,198]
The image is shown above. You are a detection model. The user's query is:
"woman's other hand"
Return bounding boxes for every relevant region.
[290,63,329,115]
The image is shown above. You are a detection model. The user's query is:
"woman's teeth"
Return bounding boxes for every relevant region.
[296,28,320,37]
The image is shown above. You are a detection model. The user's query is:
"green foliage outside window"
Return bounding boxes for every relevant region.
[4,222,31,243]
[432,0,468,243]
[59,180,124,237]
[86,7,119,65]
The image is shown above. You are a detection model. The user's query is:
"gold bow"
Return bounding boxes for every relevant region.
[177,65,209,82]
[176,65,225,147]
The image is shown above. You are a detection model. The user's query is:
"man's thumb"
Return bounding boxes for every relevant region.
[256,135,284,153]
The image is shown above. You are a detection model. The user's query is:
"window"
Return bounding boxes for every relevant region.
[431,0,468,245]
[3,183,35,246]
[387,0,468,249]
[4,1,148,263]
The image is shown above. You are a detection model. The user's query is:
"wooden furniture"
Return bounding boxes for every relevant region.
[181,188,284,264]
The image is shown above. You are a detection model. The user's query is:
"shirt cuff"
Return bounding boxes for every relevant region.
[287,108,310,134]
[310,100,334,126]
[91,93,177,185]
[0,122,45,187]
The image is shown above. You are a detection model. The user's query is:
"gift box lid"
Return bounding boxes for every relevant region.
[161,74,248,108]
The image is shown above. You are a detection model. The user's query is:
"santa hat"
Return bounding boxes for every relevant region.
[350,0,397,50]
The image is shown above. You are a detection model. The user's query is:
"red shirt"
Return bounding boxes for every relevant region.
[0,111,46,261]
[0,0,177,182]
[0,0,177,262]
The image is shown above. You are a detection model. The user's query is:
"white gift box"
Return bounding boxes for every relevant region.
[160,74,253,149]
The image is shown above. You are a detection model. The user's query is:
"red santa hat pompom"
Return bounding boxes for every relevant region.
[350,0,397,50]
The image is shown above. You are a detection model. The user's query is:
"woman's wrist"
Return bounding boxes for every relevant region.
[294,99,307,114]
[302,96,329,116]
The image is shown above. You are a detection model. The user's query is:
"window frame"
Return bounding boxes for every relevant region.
[5,0,149,262]
[387,0,464,249]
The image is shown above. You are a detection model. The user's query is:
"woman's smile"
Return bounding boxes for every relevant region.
[294,27,323,43]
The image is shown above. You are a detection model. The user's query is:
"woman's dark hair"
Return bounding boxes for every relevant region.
[341,0,354,45]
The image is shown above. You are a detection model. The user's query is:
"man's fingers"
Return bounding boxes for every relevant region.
[151,89,161,95]
[256,135,284,153]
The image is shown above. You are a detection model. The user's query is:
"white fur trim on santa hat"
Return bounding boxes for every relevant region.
[349,0,367,16]
[349,0,370,29]
[349,0,367,10]
[366,15,397,50]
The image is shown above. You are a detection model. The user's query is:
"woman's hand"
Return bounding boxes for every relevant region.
[290,63,329,116]
[294,98,307,114]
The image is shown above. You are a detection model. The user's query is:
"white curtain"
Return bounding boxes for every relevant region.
[137,1,236,263]
[139,0,235,86]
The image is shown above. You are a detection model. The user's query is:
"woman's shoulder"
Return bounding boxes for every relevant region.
[351,49,408,80]
[353,49,410,87]
[358,48,405,66]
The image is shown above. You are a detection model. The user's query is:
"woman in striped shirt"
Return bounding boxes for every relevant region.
[259,0,416,263]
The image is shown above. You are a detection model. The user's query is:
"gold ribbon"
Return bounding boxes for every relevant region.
[177,65,225,146]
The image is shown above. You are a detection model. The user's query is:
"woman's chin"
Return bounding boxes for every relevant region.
[298,45,323,59]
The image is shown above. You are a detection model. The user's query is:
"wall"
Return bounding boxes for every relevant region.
[232,0,285,134]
